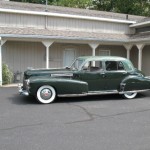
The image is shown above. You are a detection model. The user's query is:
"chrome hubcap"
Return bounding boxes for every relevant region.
[40,88,52,100]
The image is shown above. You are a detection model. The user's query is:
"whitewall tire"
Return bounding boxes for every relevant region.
[37,85,56,104]
[123,92,137,99]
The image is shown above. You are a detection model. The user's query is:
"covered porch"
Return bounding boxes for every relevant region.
[0,32,150,85]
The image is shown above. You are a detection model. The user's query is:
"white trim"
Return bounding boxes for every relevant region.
[130,21,150,28]
[136,44,145,70]
[41,41,53,69]
[46,46,49,69]
[0,41,2,86]
[123,44,133,59]
[0,8,136,24]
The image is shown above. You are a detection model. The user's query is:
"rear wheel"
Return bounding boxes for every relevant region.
[122,92,137,99]
[36,85,56,104]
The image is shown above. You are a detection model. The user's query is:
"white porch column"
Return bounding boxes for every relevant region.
[89,42,99,56]
[0,38,6,86]
[123,44,133,59]
[136,44,145,71]
[42,41,53,69]
[0,39,2,86]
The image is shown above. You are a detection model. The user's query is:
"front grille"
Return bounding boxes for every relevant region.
[23,78,27,90]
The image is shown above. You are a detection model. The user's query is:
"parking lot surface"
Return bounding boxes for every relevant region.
[0,87,150,150]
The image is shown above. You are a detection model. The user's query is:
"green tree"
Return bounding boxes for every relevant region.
[114,0,150,16]
[9,0,150,16]
[10,0,92,8]
[92,0,115,11]
[50,0,92,8]
[92,0,150,16]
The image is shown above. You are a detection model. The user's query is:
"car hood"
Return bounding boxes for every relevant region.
[24,68,74,79]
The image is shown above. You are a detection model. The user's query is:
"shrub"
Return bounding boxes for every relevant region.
[2,63,13,85]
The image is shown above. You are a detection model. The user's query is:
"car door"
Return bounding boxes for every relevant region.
[104,61,129,90]
[78,60,106,91]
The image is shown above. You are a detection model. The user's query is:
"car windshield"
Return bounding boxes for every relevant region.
[70,59,85,70]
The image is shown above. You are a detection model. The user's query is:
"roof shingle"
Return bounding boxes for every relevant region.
[0,1,146,22]
[0,27,129,41]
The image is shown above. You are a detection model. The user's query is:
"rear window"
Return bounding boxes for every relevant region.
[105,61,125,71]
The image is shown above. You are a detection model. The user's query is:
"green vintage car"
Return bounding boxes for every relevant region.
[19,56,150,104]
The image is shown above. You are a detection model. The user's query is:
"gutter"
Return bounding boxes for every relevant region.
[0,33,128,43]
[130,21,150,28]
[1,33,150,43]
[0,8,136,24]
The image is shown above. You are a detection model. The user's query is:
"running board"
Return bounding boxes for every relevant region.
[87,90,118,96]
[58,89,150,98]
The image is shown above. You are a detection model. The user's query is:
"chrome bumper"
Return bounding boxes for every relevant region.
[18,84,29,96]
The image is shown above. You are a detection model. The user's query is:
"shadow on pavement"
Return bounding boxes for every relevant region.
[9,91,148,105]
[9,94,38,105]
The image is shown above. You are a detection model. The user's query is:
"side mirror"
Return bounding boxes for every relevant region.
[65,66,70,69]
[134,68,138,71]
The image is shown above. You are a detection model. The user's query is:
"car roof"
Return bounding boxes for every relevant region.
[77,56,128,62]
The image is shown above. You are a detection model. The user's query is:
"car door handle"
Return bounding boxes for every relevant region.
[122,72,127,75]
[100,72,106,77]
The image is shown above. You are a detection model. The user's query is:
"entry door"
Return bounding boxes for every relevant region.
[63,49,76,67]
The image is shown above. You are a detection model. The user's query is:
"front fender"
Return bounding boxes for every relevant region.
[29,78,88,96]
[121,75,150,91]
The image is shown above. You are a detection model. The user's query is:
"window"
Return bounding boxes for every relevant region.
[82,61,103,72]
[99,50,110,56]
[70,59,84,70]
[105,61,124,71]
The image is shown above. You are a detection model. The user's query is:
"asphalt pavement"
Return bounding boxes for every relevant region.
[0,87,150,150]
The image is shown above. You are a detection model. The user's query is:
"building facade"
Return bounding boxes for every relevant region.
[0,0,150,85]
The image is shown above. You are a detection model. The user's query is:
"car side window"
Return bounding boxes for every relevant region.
[82,61,103,72]
[105,61,125,71]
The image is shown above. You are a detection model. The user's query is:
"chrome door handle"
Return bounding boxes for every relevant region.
[122,72,127,74]
[100,72,106,77]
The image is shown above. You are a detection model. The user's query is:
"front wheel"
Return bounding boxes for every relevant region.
[36,85,56,104]
[122,92,137,99]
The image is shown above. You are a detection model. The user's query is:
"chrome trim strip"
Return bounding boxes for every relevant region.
[51,73,73,77]
[58,89,150,97]
[58,90,119,97]
[88,90,118,95]
[119,89,150,94]
[58,93,88,97]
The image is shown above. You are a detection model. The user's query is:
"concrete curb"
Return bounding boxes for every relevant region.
[2,83,22,87]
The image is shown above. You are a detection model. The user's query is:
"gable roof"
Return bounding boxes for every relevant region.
[0,1,149,43]
[0,0,146,22]
[130,17,150,28]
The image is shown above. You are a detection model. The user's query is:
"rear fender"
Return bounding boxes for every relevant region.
[120,75,150,92]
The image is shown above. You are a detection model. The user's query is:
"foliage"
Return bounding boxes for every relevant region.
[2,64,13,85]
[51,0,92,8]
[9,0,150,16]
[92,0,150,16]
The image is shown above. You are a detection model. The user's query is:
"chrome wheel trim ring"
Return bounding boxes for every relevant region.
[37,85,56,104]
[124,92,137,99]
